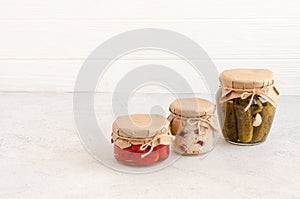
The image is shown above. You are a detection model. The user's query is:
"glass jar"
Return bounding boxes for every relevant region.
[167,98,219,155]
[217,69,279,145]
[111,114,173,166]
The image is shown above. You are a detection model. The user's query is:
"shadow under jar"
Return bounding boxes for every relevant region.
[217,68,280,145]
[111,114,173,166]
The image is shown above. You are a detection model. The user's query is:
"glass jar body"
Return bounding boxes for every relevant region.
[216,88,276,145]
[171,118,219,155]
[114,144,170,166]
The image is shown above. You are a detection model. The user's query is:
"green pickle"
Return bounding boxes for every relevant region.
[251,96,263,115]
[234,97,253,143]
[221,102,237,141]
[221,96,276,144]
[252,101,276,142]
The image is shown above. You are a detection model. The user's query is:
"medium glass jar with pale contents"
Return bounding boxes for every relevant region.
[111,114,173,166]
[217,69,279,145]
[167,98,219,155]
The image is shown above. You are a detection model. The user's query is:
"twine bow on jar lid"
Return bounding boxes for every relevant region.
[186,114,219,133]
[138,127,172,158]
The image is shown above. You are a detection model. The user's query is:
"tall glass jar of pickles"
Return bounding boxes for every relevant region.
[217,69,279,145]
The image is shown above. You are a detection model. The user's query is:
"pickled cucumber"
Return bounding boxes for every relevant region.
[234,97,253,143]
[221,102,237,141]
[252,102,276,142]
[251,96,263,115]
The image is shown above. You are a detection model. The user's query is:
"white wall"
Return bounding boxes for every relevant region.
[0,0,299,95]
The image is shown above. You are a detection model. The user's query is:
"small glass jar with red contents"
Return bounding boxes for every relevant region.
[111,114,173,166]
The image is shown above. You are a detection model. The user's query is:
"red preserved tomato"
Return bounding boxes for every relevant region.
[131,145,150,153]
[114,145,131,161]
[131,151,160,165]
[114,144,169,165]
[154,145,170,160]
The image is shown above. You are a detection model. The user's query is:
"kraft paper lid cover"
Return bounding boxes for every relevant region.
[112,114,170,138]
[169,98,215,117]
[219,68,274,89]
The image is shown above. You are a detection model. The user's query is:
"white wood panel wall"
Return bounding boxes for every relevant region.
[0,0,299,95]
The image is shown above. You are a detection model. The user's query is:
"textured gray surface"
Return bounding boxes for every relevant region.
[0,94,299,199]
